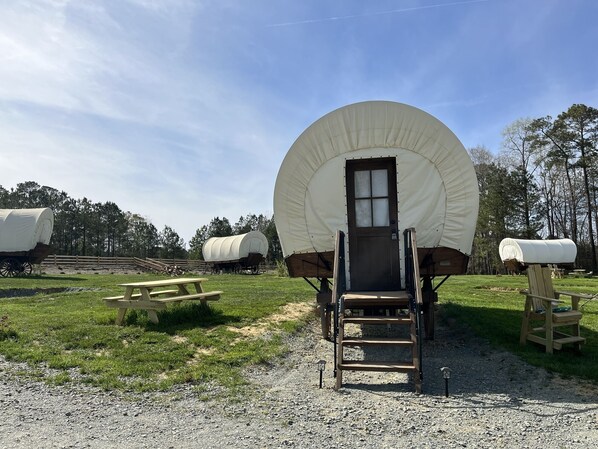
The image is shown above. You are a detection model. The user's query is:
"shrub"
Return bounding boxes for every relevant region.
[275,260,289,277]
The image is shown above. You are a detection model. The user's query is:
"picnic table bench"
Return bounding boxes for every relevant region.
[103,277,222,325]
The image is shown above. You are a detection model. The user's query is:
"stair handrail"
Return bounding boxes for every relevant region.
[403,227,424,387]
[332,230,346,379]
[405,228,423,306]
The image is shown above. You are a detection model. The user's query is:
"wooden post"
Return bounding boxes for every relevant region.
[116,308,127,326]
[520,297,531,345]
[317,278,332,339]
[422,276,437,340]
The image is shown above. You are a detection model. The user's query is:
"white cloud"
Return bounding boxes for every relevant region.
[0,0,292,242]
[1,0,596,242]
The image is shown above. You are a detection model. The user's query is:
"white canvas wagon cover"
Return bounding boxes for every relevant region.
[499,238,577,265]
[202,231,269,263]
[0,208,54,252]
[274,101,479,260]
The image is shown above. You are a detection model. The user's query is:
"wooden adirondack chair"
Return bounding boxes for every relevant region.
[521,264,590,353]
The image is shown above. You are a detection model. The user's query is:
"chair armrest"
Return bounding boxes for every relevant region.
[554,290,595,299]
[525,293,562,305]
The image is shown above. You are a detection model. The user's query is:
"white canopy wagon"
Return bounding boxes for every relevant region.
[202,231,269,274]
[273,101,479,391]
[0,208,54,277]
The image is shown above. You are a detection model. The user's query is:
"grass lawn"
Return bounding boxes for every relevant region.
[1,272,597,396]
[0,273,315,396]
[440,274,598,382]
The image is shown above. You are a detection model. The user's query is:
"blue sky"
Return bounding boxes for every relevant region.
[1,0,597,243]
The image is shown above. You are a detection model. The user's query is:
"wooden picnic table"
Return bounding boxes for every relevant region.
[103,277,222,325]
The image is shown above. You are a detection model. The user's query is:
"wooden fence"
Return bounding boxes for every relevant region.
[40,255,277,273]
[41,255,209,272]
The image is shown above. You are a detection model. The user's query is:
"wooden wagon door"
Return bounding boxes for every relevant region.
[346,158,400,291]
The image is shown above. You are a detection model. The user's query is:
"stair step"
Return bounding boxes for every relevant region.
[342,338,413,346]
[531,328,587,342]
[338,361,416,372]
[344,299,410,308]
[554,336,585,344]
[342,316,412,325]
[343,291,411,308]
[343,291,411,301]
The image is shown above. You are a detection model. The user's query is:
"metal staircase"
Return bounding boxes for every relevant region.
[333,229,424,392]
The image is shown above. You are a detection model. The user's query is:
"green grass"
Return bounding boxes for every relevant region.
[2,272,597,395]
[0,273,315,395]
[440,274,598,382]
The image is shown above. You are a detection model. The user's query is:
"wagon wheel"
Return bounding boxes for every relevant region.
[0,260,9,277]
[0,258,19,277]
[20,262,33,276]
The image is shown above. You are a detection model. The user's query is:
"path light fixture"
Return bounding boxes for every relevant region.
[440,366,452,397]
[317,360,326,388]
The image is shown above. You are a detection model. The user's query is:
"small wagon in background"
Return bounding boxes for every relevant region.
[0,208,54,277]
[202,231,269,274]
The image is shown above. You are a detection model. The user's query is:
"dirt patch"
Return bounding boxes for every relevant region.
[171,335,188,344]
[184,347,216,367]
[267,302,314,323]
[227,302,314,339]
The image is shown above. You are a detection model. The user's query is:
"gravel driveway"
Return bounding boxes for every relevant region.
[1,318,597,448]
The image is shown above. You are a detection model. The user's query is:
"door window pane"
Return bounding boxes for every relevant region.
[372,198,389,226]
[354,171,371,198]
[355,199,372,227]
[371,169,388,197]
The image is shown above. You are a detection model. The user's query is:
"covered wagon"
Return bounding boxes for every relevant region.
[202,231,269,274]
[273,101,479,391]
[499,238,577,269]
[0,208,54,276]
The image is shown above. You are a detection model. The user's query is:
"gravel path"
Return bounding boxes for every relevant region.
[1,318,597,448]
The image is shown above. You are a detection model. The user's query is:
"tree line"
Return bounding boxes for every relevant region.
[2,103,596,273]
[470,103,598,273]
[0,181,281,262]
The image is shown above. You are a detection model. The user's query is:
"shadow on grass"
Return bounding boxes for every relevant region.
[442,302,598,356]
[337,303,598,404]
[124,303,242,332]
[438,302,598,385]
[34,276,84,282]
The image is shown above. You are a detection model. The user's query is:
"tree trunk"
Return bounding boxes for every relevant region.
[580,139,597,271]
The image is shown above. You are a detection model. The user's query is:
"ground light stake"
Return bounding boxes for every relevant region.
[440,367,452,397]
[317,360,326,388]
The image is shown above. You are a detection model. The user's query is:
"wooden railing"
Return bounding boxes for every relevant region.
[332,230,346,379]
[40,255,276,273]
[41,255,209,271]
[403,228,423,307]
[404,227,423,385]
